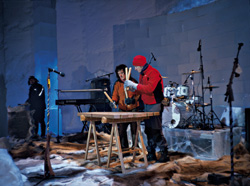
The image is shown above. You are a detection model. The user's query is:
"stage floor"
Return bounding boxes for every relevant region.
[140,125,242,160]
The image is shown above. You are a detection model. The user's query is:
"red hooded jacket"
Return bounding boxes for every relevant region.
[136,64,164,105]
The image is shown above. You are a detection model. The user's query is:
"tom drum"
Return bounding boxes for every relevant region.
[164,85,177,98]
[176,85,189,98]
[162,102,193,128]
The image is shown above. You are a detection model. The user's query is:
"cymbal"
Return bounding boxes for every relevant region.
[182,70,201,75]
[204,86,219,89]
[195,103,210,107]
[162,76,168,78]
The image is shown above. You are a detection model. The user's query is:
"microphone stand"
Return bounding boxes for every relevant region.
[55,89,61,143]
[148,56,154,65]
[34,70,67,186]
[224,43,243,182]
[44,70,55,178]
[197,40,206,128]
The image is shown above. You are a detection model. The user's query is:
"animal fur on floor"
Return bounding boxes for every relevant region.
[9,132,250,186]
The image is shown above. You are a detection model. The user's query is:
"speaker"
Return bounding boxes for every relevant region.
[90,77,111,112]
[245,108,250,151]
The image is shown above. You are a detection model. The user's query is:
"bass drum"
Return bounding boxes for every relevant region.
[162,102,193,128]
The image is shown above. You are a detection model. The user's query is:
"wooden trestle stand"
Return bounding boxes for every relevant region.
[78,112,159,173]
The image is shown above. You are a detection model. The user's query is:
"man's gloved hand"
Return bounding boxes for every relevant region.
[125,98,135,105]
[109,101,117,109]
[124,80,138,91]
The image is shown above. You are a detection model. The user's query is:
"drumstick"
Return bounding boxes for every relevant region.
[124,67,129,98]
[127,67,131,80]
[104,91,117,109]
[126,67,132,91]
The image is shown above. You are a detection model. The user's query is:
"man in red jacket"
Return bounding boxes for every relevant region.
[124,55,169,162]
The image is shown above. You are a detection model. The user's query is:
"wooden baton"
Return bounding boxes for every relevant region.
[104,91,117,109]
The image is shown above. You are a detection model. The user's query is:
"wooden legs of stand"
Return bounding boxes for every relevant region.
[84,121,148,173]
[85,121,101,166]
[107,122,148,173]
[136,121,148,167]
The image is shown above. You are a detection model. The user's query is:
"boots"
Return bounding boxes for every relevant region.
[158,147,170,162]
[147,146,157,161]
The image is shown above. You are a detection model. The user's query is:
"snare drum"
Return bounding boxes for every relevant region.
[176,85,189,98]
[186,96,202,105]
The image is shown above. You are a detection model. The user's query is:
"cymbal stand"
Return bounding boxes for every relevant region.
[197,40,206,126]
[206,81,221,129]
[187,74,202,128]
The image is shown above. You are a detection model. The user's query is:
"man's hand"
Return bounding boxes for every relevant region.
[125,98,135,105]
[124,80,138,91]
[109,101,117,109]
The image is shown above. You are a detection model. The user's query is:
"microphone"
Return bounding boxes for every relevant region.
[207,76,210,85]
[197,39,201,51]
[48,68,65,77]
[151,52,156,61]
[238,43,244,50]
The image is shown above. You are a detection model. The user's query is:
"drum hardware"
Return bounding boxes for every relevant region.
[197,39,206,127]
[185,96,202,105]
[162,101,193,128]
[203,79,223,129]
[183,72,203,129]
[182,70,201,75]
[204,85,219,89]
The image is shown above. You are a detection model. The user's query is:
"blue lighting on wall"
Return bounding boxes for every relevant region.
[168,0,216,14]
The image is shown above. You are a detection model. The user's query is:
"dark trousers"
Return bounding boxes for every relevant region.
[34,118,46,137]
[144,103,168,151]
[118,108,137,149]
[118,122,137,149]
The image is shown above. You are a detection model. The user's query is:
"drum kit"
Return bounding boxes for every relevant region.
[162,70,222,130]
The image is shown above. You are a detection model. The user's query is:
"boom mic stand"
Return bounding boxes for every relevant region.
[197,40,206,127]
[85,72,114,82]
[148,52,156,65]
[224,42,243,182]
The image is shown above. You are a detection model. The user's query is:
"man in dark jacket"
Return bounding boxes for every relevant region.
[112,64,140,150]
[124,55,169,162]
[26,76,46,138]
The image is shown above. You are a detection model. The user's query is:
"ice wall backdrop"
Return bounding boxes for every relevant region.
[0,0,249,137]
